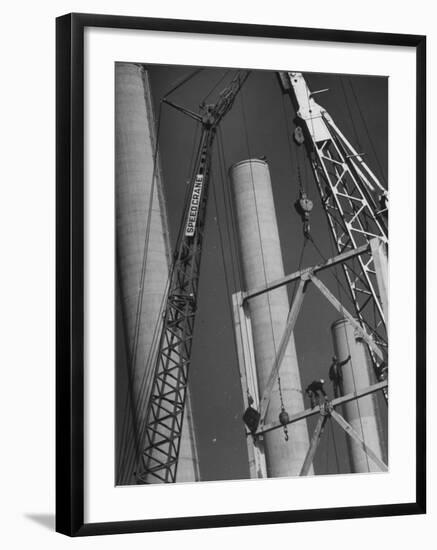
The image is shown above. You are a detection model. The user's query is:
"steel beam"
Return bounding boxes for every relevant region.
[232,292,267,479]
[254,380,387,436]
[244,244,369,302]
[309,274,383,360]
[330,409,388,472]
[259,278,308,423]
[300,414,328,476]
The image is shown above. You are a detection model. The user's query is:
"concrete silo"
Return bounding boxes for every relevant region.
[115,62,199,484]
[229,159,311,477]
[331,318,385,472]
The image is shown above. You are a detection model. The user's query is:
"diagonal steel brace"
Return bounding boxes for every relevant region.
[259,277,308,424]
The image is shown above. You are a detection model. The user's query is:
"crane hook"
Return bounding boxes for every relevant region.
[294,190,314,239]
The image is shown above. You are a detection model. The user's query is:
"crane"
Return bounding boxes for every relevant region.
[136,69,387,483]
[136,71,250,484]
[279,71,388,387]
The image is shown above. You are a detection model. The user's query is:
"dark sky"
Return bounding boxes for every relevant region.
[138,65,388,481]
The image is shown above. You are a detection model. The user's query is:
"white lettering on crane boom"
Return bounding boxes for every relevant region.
[184,175,204,237]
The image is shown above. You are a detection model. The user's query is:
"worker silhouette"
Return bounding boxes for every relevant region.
[305,379,327,408]
[328,355,351,398]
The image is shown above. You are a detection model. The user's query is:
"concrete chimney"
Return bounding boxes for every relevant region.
[229,159,311,477]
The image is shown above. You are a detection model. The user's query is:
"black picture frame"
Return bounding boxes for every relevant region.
[56,12,426,537]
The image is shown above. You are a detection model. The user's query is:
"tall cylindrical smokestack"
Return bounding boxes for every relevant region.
[115,63,199,484]
[230,159,311,477]
[331,318,384,472]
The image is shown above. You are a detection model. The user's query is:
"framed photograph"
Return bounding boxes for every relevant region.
[56,13,426,536]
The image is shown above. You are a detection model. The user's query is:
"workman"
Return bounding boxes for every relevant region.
[305,379,327,408]
[328,355,351,397]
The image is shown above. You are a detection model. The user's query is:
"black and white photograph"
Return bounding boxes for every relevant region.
[0,2,430,547]
[115,63,389,485]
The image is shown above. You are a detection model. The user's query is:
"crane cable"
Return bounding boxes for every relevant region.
[298,81,371,470]
[124,116,213,482]
[163,68,204,101]
[339,76,362,152]
[118,103,189,483]
[279,236,308,441]
[118,99,192,482]
[306,233,354,310]
[129,121,206,479]
[283,88,311,199]
[124,76,206,481]
[210,168,241,385]
[216,129,244,331]
[200,70,231,106]
[118,85,205,482]
[327,230,371,472]
[239,86,291,439]
[348,77,388,187]
[279,83,312,301]
[305,227,371,472]
[117,101,164,482]
[217,127,257,406]
[120,271,173,482]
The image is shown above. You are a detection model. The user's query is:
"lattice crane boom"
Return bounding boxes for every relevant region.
[279,71,388,378]
[136,71,250,484]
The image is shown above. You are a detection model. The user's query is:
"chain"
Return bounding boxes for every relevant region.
[297,164,304,194]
